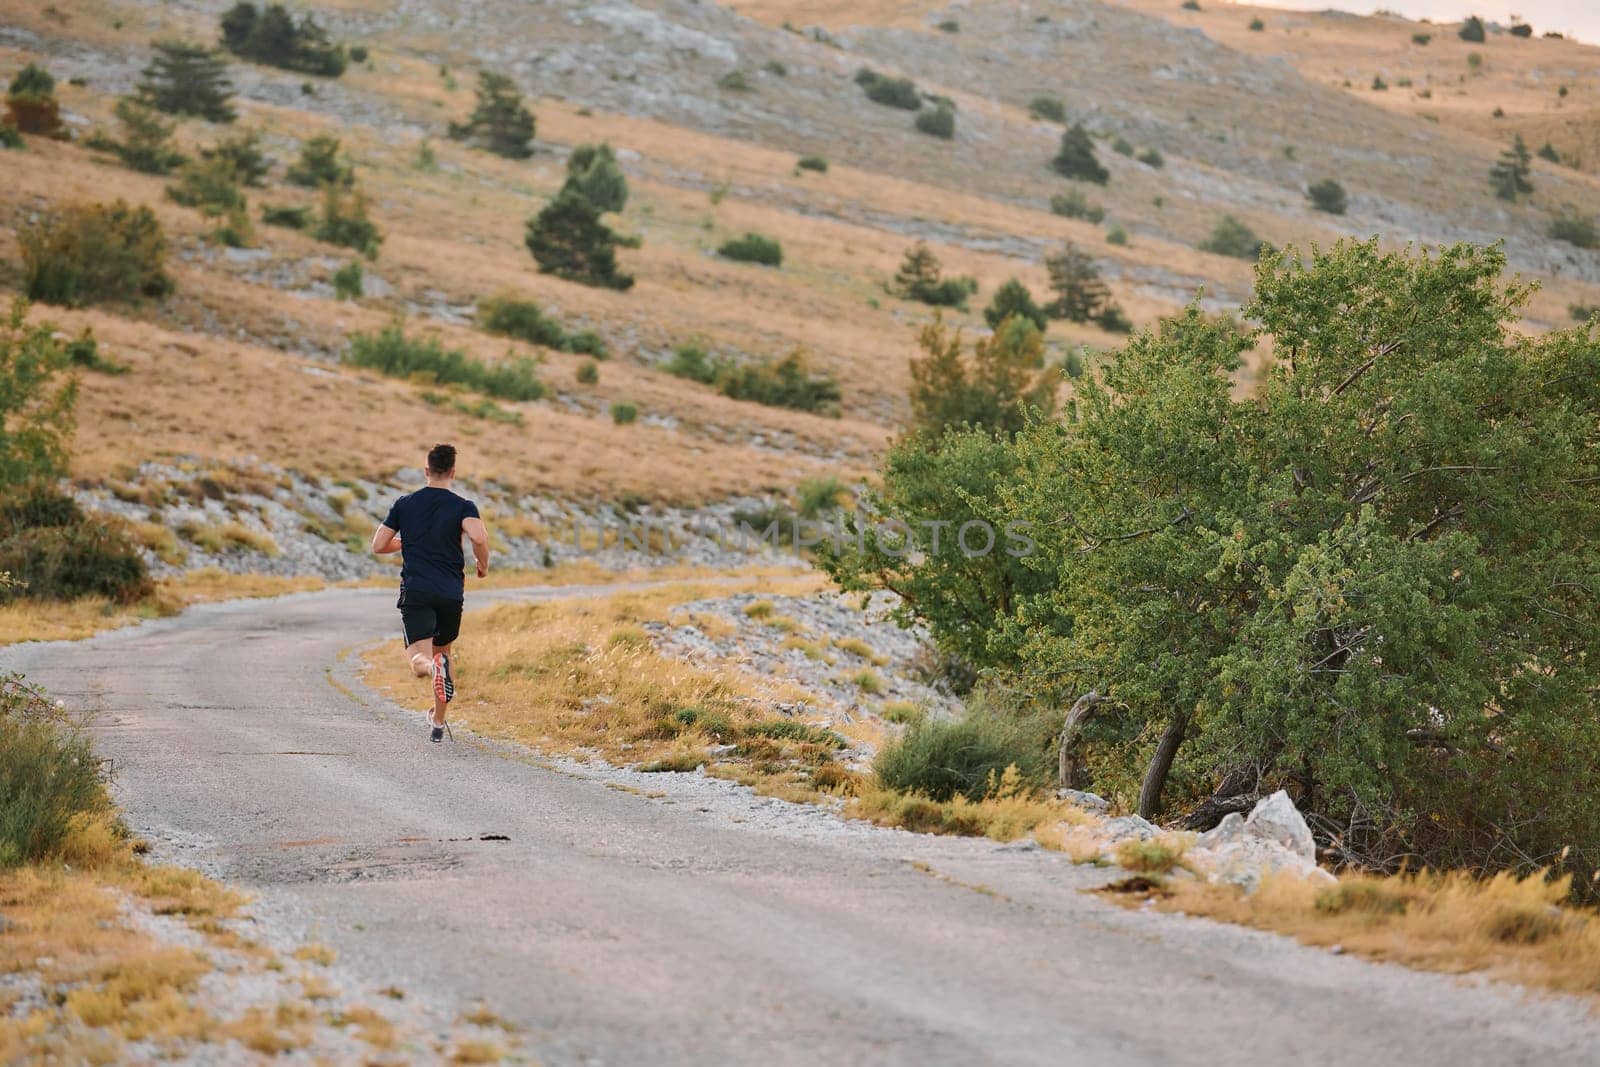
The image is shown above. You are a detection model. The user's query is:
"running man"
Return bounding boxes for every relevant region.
[370,443,490,742]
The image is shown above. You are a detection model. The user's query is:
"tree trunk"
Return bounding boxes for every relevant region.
[1178,765,1260,831]
[1057,691,1105,790]
[1137,712,1188,820]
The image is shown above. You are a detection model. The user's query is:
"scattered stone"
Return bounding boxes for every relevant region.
[1100,814,1160,843]
[1055,788,1109,814]
[1243,790,1316,861]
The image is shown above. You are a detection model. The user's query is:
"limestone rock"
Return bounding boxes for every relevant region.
[1055,788,1110,814]
[1243,790,1316,861]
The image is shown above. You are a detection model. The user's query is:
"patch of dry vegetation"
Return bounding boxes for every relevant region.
[1160,867,1600,997]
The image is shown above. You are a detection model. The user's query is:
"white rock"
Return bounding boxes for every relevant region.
[1056,788,1109,814]
[1100,814,1160,842]
[1196,811,1244,849]
[1244,790,1316,861]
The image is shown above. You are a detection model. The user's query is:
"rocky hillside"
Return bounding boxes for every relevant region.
[2,0,1597,577]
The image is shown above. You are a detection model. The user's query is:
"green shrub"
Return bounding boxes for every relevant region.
[477,296,567,349]
[314,184,382,258]
[1459,15,1485,42]
[166,155,246,216]
[1052,123,1108,184]
[797,154,828,172]
[719,232,783,266]
[0,120,21,149]
[261,204,310,229]
[1537,142,1561,164]
[855,67,921,110]
[984,279,1047,332]
[665,341,720,384]
[1137,148,1164,168]
[201,129,269,186]
[136,40,236,122]
[717,351,840,414]
[936,19,959,33]
[332,260,363,299]
[219,2,347,77]
[5,63,63,136]
[875,713,1046,802]
[610,401,638,424]
[763,59,788,76]
[0,682,110,867]
[21,202,173,307]
[717,71,751,92]
[63,331,127,375]
[1111,135,1134,157]
[576,359,599,385]
[1181,0,1200,9]
[449,71,534,158]
[797,475,849,518]
[914,105,955,139]
[525,189,633,290]
[0,518,150,603]
[1106,225,1128,246]
[1569,303,1598,322]
[1412,32,1432,45]
[286,134,352,187]
[105,98,184,174]
[1050,189,1104,223]
[1199,215,1272,260]
[1307,178,1348,215]
[1249,17,1265,31]
[349,45,368,64]
[343,321,544,401]
[1028,95,1066,123]
[1548,212,1596,249]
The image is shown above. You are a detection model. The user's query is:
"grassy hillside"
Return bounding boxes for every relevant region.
[2,0,1597,516]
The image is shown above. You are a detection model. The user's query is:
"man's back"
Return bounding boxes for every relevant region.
[383,486,479,599]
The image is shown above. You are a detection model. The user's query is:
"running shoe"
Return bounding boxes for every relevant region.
[433,652,455,704]
[430,724,445,743]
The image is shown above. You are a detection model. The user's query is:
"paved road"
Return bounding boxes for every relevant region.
[5,585,1599,1065]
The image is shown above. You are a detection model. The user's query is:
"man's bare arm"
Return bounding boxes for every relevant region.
[463,516,490,578]
[371,523,402,555]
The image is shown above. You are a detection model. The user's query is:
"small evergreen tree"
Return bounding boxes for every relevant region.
[1043,245,1111,322]
[314,184,382,258]
[1028,95,1066,123]
[984,279,1047,332]
[1459,15,1486,42]
[914,104,955,139]
[166,154,247,216]
[5,63,63,136]
[1537,141,1561,164]
[286,134,352,187]
[562,142,628,213]
[908,315,1054,438]
[1052,123,1108,184]
[449,72,535,159]
[1489,135,1533,201]
[1307,178,1348,215]
[889,241,975,308]
[202,129,270,186]
[137,40,236,123]
[525,189,633,290]
[108,98,184,174]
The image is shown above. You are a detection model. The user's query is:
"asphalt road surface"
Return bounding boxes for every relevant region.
[5,585,1598,1065]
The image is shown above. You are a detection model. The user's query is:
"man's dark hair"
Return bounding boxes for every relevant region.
[427,443,457,476]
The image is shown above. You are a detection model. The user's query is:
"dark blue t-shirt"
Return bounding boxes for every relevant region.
[382,487,480,600]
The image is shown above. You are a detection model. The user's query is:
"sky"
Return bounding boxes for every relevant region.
[1227,2,1600,43]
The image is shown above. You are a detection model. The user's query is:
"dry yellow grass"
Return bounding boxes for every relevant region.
[850,766,1094,840]
[0,569,329,647]
[1157,866,1600,999]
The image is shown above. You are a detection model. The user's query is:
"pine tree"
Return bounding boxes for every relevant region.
[286,134,352,187]
[562,142,628,213]
[137,40,237,123]
[5,63,63,136]
[450,72,534,159]
[1052,123,1108,184]
[1489,135,1533,202]
[984,278,1047,332]
[202,129,270,186]
[110,97,184,174]
[891,241,942,299]
[1043,245,1111,322]
[220,3,346,77]
[525,189,633,290]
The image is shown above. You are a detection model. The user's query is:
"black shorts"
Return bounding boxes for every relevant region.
[398,588,463,647]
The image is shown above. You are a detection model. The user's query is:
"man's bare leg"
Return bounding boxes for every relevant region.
[430,641,452,725]
[404,638,442,725]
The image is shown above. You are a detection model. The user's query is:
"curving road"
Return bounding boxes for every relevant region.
[4,585,1599,1065]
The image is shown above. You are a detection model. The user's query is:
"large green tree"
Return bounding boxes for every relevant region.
[832,239,1600,886]
[525,189,633,290]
